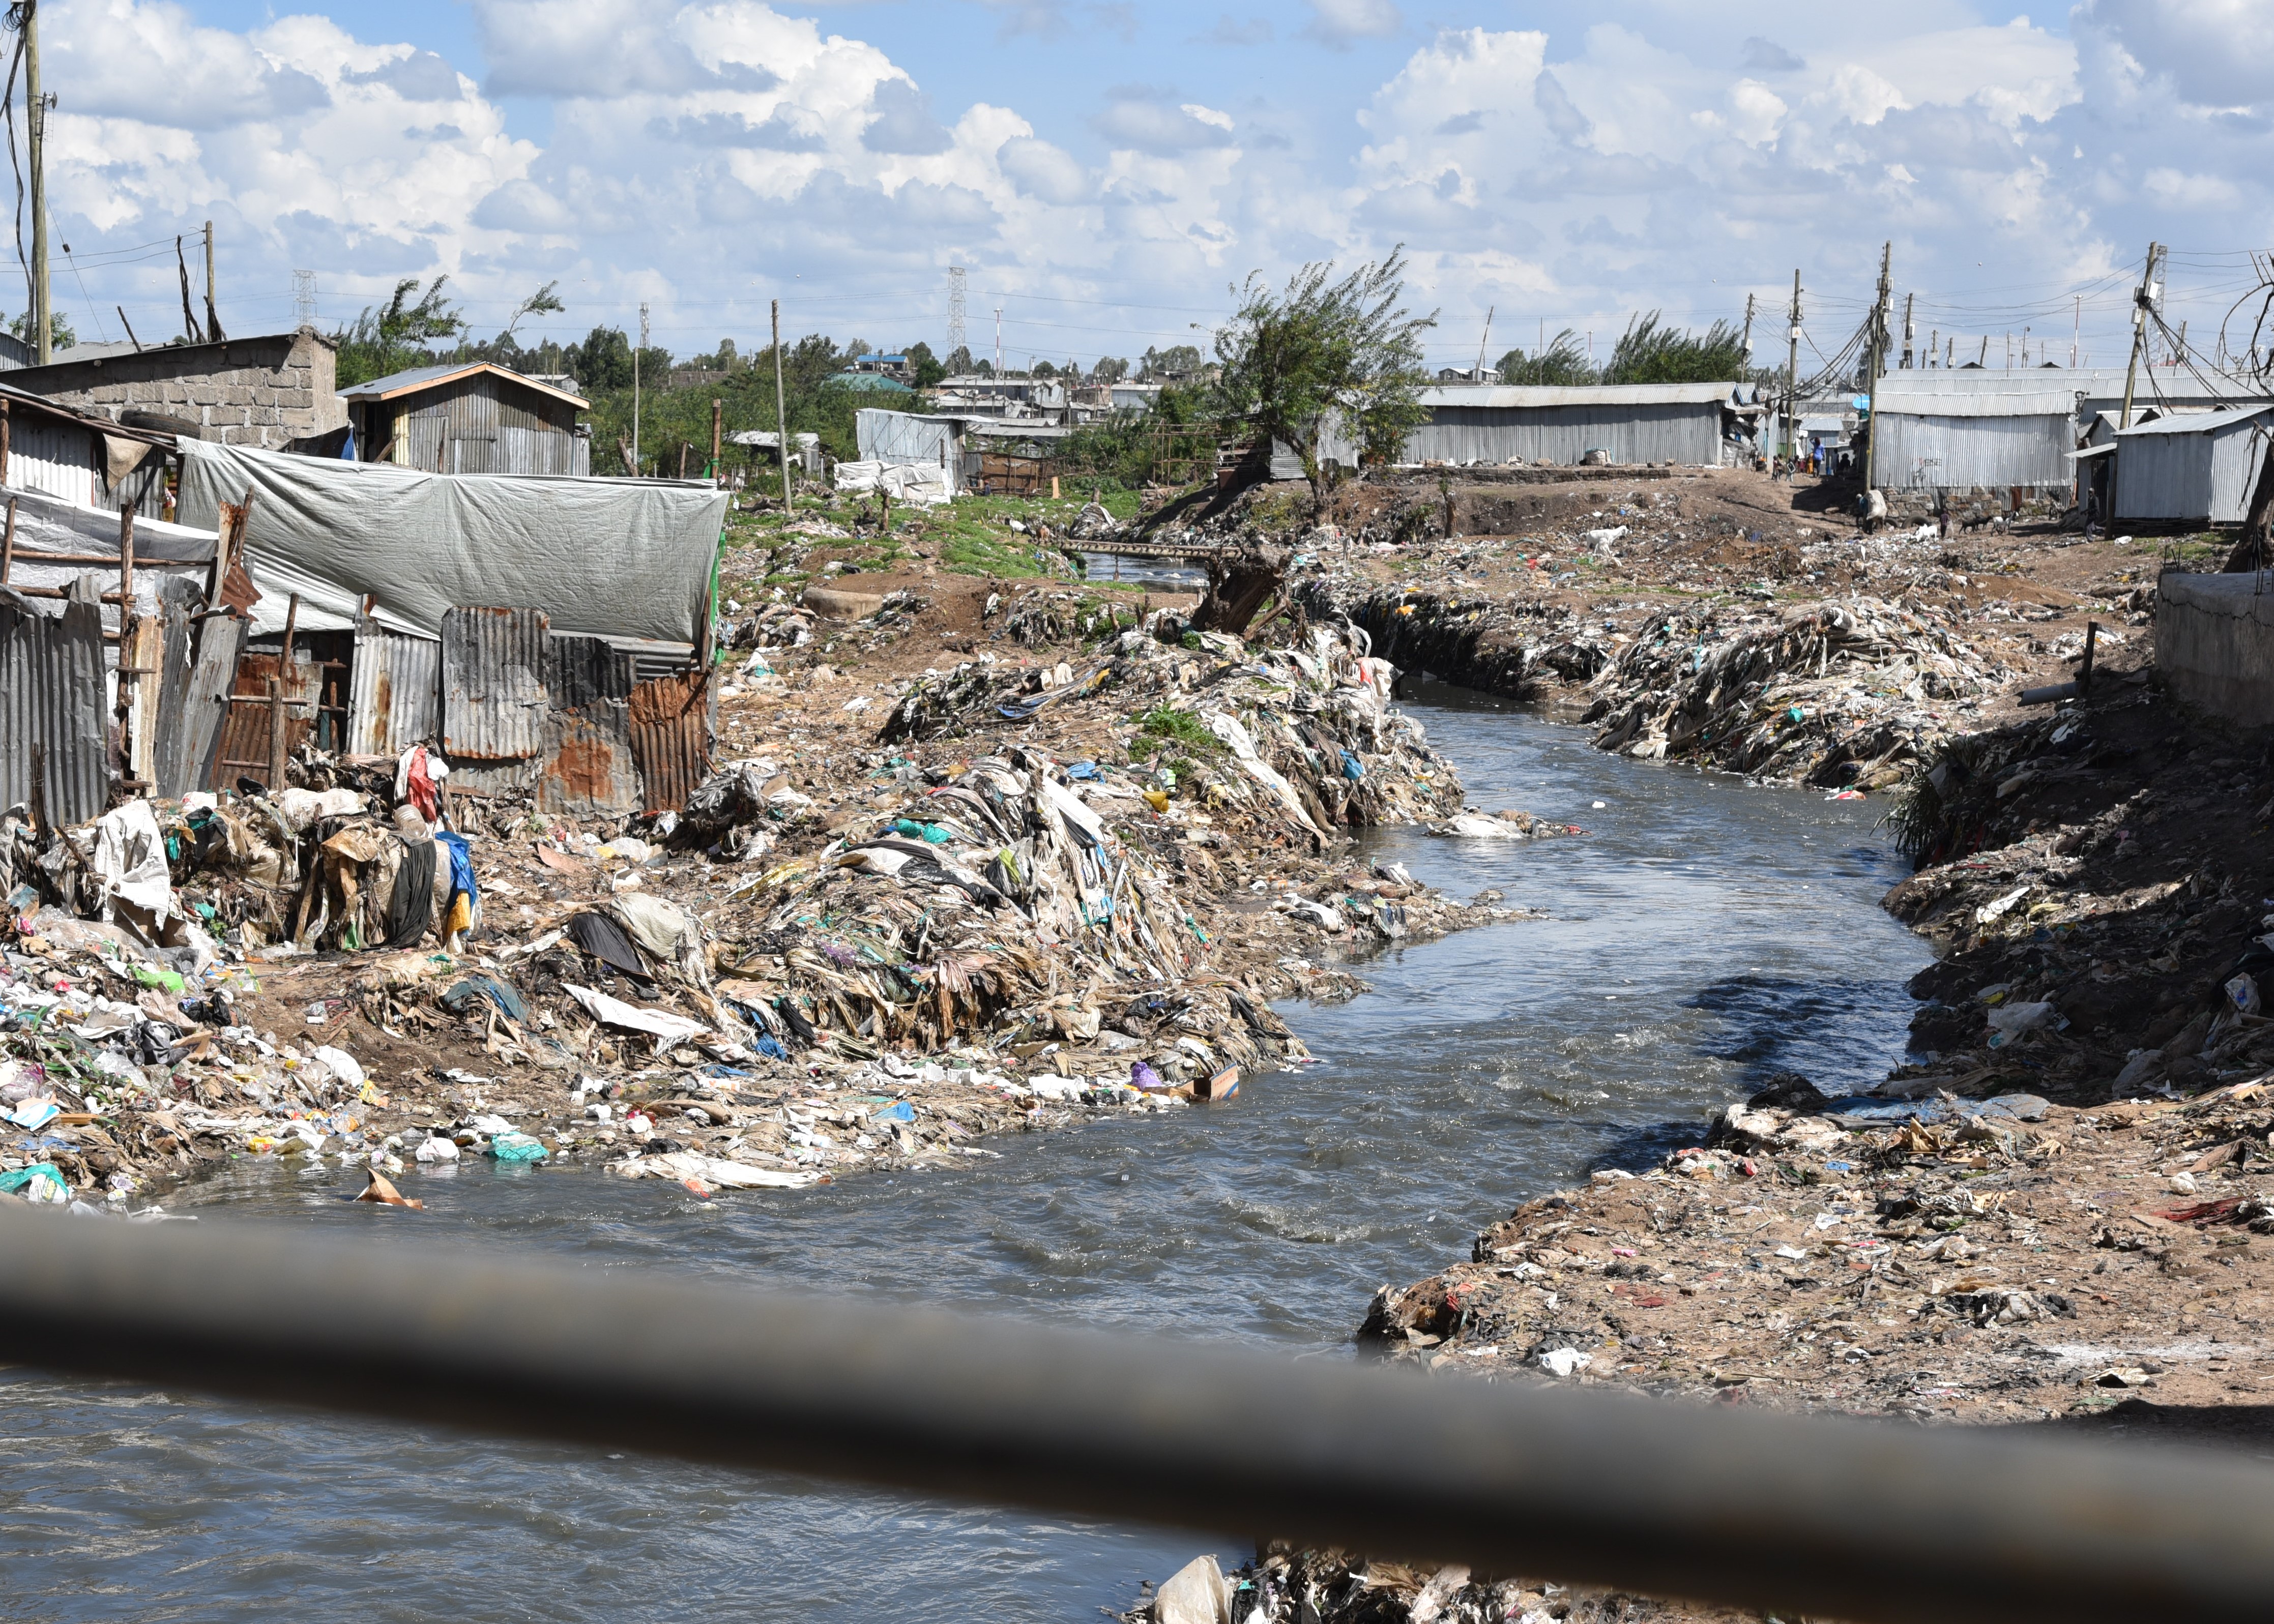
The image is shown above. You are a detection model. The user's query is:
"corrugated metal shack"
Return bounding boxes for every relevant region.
[345,363,591,477]
[1326,383,1756,467]
[1869,376,2079,490]
[855,410,968,492]
[2108,405,2274,524]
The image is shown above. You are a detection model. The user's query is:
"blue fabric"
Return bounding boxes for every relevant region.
[436,832,477,912]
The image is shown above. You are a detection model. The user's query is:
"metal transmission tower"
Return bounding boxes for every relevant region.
[291,270,316,326]
[946,265,967,359]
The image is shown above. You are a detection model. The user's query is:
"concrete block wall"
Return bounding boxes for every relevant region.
[9,327,346,449]
[2155,569,2274,726]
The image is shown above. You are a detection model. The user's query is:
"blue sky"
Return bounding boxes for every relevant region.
[24,0,2274,373]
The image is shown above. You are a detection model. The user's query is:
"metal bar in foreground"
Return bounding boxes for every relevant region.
[0,1207,2265,1624]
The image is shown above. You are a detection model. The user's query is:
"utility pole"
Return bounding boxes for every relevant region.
[634,301,648,473]
[1900,292,1914,368]
[21,0,50,363]
[1863,241,1890,492]
[771,299,790,508]
[1740,292,1755,363]
[994,305,1003,374]
[2071,294,2080,368]
[202,221,224,342]
[709,397,721,486]
[1474,304,1494,376]
[1784,269,1801,463]
[1928,328,1938,369]
[2120,241,2162,428]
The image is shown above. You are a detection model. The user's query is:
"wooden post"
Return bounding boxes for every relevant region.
[772,298,791,509]
[267,675,286,791]
[710,397,722,484]
[1,398,12,488]
[0,496,14,586]
[27,742,47,838]
[118,503,136,616]
[279,590,301,669]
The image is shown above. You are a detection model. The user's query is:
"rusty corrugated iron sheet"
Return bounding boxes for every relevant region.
[537,702,640,818]
[348,621,441,758]
[627,668,712,814]
[442,606,549,762]
[0,580,108,824]
[210,651,320,790]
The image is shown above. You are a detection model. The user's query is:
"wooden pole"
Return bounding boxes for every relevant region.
[23,0,47,364]
[772,299,791,508]
[202,220,224,342]
[0,497,14,586]
[118,503,136,614]
[279,590,300,670]
[710,397,722,484]
[266,675,286,791]
[3,398,13,488]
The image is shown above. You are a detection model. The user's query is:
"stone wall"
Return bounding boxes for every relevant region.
[2154,569,2274,726]
[5,327,347,448]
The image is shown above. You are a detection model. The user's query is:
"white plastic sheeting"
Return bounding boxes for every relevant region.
[0,482,216,636]
[833,459,953,505]
[174,440,726,647]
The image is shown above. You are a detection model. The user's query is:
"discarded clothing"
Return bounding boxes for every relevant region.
[397,745,441,823]
[435,831,477,936]
[567,910,653,983]
[440,976,531,1024]
[387,838,437,945]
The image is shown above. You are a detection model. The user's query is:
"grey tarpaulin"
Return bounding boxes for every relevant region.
[173,440,726,648]
[0,482,217,645]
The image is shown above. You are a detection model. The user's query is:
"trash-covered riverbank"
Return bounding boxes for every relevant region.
[0,515,1570,1210]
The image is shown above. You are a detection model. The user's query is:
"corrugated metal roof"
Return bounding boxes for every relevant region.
[0,580,107,824]
[1417,382,1748,409]
[343,362,588,410]
[442,606,549,761]
[1873,385,2080,418]
[2113,403,2274,437]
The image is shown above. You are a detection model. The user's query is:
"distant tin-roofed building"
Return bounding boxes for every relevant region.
[343,361,590,476]
[1325,382,1759,467]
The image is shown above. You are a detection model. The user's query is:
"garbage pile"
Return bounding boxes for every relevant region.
[1313,581,1613,704]
[1123,1546,1663,1624]
[1582,597,2010,788]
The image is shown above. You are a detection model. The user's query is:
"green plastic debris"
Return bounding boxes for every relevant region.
[132,964,186,995]
[489,1133,549,1163]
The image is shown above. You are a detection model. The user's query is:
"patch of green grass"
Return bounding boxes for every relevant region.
[1134,706,1224,754]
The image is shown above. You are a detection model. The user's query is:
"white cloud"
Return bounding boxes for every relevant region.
[1304,0,1401,45]
[1095,95,1238,154]
[996,135,1091,203]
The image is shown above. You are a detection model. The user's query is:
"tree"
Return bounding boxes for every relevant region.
[905,340,945,388]
[1496,329,1596,385]
[501,280,564,340]
[333,276,467,386]
[571,326,634,392]
[944,344,974,375]
[9,310,72,350]
[1211,249,1435,511]
[1033,359,1058,378]
[1602,311,1750,385]
[1094,356,1130,383]
[1141,343,1204,380]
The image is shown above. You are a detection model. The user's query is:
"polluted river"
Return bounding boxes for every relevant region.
[0,684,1932,1621]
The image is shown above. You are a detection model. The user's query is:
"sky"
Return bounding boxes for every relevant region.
[18,0,2274,374]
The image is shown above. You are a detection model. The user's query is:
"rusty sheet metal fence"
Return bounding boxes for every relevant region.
[442,607,550,764]
[0,580,106,823]
[5,1209,2274,1624]
[169,611,244,799]
[347,621,441,759]
[210,651,320,791]
[628,668,712,814]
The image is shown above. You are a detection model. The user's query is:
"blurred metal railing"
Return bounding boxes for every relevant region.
[0,1206,2266,1624]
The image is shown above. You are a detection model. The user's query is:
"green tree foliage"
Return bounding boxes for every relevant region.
[501,280,564,340]
[1056,382,1218,489]
[332,276,469,386]
[1495,329,1596,385]
[9,310,74,350]
[1601,311,1750,384]
[1093,356,1130,383]
[1140,343,1204,380]
[1210,249,1435,509]
[906,340,945,388]
[570,326,634,392]
[944,344,974,375]
[1033,359,1058,378]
